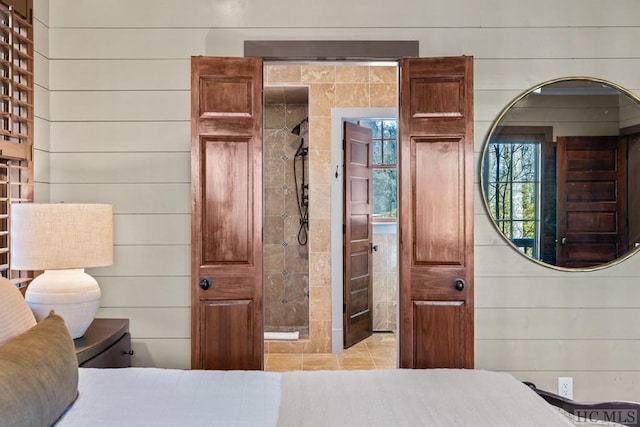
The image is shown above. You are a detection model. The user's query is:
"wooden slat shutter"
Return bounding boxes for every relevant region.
[0,2,32,289]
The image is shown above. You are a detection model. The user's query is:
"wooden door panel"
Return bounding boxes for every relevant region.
[202,138,251,263]
[410,77,464,117]
[350,214,369,239]
[400,57,474,369]
[565,242,617,263]
[349,138,370,166]
[191,56,263,370]
[343,122,374,348]
[350,280,370,313]
[409,268,468,300]
[199,77,253,118]
[194,274,255,298]
[566,182,616,202]
[413,138,465,265]
[350,249,370,279]
[201,300,254,370]
[350,178,369,203]
[413,301,466,368]
[566,148,615,171]
[406,62,467,136]
[567,211,617,231]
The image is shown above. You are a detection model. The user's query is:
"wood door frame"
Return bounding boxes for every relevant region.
[253,46,409,356]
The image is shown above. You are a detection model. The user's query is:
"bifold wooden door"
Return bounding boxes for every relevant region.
[398,57,474,369]
[191,56,474,370]
[191,56,263,370]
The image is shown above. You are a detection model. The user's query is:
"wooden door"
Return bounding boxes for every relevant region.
[556,136,628,268]
[191,56,263,370]
[343,122,374,348]
[399,57,474,369]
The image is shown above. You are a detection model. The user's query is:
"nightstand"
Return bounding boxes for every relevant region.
[74,318,132,368]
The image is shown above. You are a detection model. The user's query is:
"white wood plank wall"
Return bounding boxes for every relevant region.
[33,1,49,200]
[39,0,640,400]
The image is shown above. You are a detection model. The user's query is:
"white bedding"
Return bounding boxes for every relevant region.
[278,369,577,427]
[55,367,580,427]
[55,368,282,427]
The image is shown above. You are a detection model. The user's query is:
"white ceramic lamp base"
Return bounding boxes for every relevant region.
[25,268,101,339]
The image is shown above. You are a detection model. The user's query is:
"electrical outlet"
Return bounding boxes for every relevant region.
[558,377,573,399]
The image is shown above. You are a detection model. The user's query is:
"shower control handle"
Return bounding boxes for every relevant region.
[199,277,211,291]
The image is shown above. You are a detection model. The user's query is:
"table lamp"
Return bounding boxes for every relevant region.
[10,203,113,338]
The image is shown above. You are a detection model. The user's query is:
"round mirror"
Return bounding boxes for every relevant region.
[480,77,640,270]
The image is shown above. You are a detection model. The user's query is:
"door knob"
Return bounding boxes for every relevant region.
[199,277,211,290]
[454,279,465,292]
[370,243,379,253]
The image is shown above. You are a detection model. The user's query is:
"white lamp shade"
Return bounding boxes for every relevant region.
[10,203,114,338]
[10,203,113,270]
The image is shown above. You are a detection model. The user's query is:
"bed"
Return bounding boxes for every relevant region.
[50,367,602,427]
[1,280,638,427]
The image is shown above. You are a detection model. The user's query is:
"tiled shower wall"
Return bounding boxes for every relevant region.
[264,102,310,337]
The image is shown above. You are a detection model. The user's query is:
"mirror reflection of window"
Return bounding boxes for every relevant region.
[485,140,541,258]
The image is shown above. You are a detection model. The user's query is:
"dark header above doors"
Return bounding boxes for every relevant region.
[244,40,419,61]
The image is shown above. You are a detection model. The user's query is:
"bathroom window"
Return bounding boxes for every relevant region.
[357,119,397,221]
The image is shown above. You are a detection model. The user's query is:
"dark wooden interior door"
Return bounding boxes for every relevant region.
[399,57,474,369]
[191,56,263,370]
[556,136,628,268]
[343,121,374,348]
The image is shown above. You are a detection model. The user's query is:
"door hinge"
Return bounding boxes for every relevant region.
[343,224,346,234]
[343,303,346,313]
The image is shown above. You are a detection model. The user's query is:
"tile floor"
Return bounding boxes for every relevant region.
[265,332,397,371]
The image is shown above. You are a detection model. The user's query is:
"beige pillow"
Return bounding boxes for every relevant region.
[0,312,79,427]
[0,277,36,346]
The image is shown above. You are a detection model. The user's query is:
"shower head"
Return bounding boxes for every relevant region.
[291,117,309,136]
